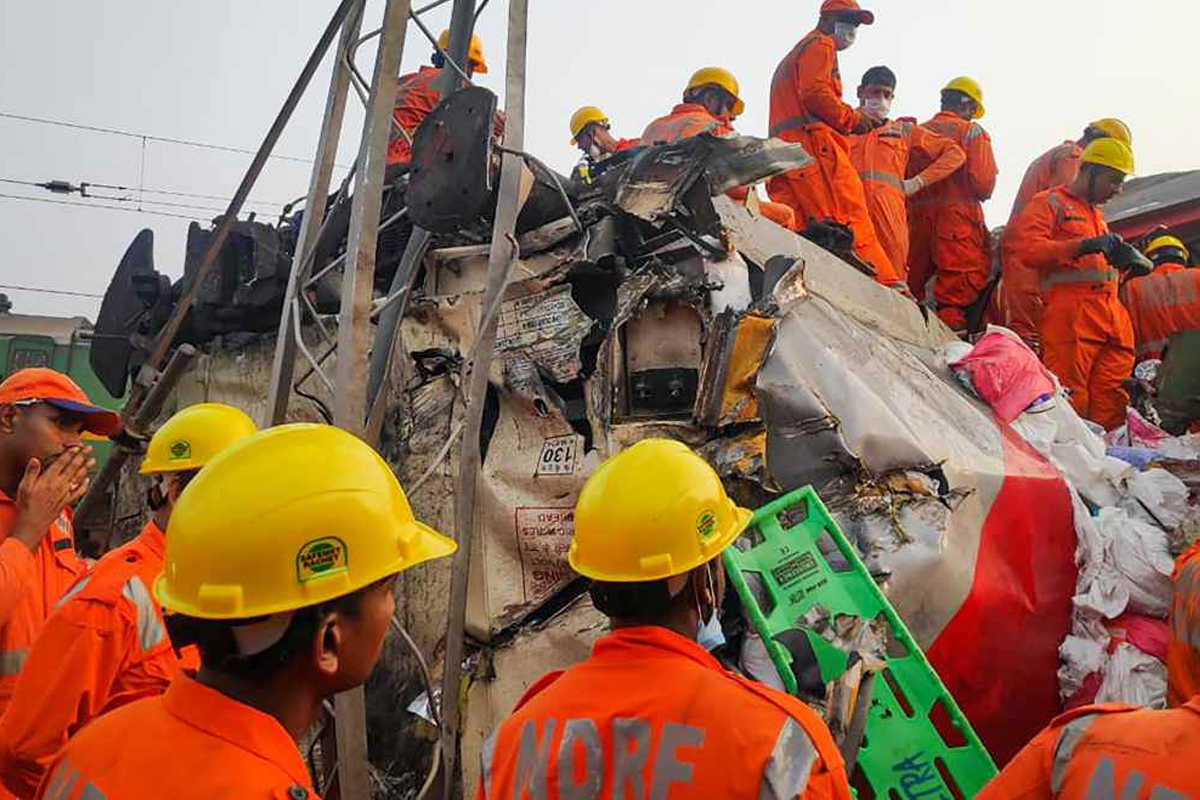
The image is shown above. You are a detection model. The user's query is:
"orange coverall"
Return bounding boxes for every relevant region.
[388,66,444,165]
[977,700,1200,799]
[0,490,86,720]
[477,627,851,800]
[36,673,319,799]
[906,111,998,330]
[0,521,199,798]
[1007,186,1135,430]
[640,104,797,231]
[1168,540,1200,708]
[1000,141,1084,350]
[849,118,965,282]
[1119,262,1200,361]
[767,30,898,285]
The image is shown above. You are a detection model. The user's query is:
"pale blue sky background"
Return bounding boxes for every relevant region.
[2,0,1195,318]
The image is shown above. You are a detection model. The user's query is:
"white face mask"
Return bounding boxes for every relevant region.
[833,21,858,50]
[863,96,891,121]
[587,143,603,160]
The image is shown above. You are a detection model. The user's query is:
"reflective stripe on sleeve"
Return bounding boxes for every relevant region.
[0,649,27,676]
[122,575,167,652]
[758,717,818,800]
[1051,713,1099,793]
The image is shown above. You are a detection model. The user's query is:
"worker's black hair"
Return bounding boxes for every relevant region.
[431,51,445,68]
[1150,247,1189,267]
[170,578,386,682]
[860,66,896,90]
[590,563,713,624]
[684,84,735,115]
[940,89,973,113]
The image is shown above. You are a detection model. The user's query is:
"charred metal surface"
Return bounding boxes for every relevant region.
[406,86,498,233]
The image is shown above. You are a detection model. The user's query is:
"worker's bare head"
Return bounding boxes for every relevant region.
[589,557,726,640]
[0,401,87,471]
[858,66,896,120]
[684,83,738,120]
[940,89,980,121]
[170,574,397,697]
[1076,162,1126,205]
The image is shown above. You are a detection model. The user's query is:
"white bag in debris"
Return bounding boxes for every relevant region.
[1159,433,1200,461]
[1096,507,1175,617]
[1122,467,1190,531]
[1071,492,1130,620]
[1094,642,1167,708]
[1058,634,1106,701]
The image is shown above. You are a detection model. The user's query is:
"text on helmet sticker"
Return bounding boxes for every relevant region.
[297,537,349,583]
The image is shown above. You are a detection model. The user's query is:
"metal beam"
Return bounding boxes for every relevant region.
[333,0,413,433]
[326,1,415,797]
[439,0,530,795]
[265,0,365,427]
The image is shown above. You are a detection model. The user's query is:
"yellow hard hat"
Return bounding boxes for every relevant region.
[1089,117,1132,147]
[943,76,985,119]
[139,403,258,475]
[685,67,746,118]
[570,106,609,144]
[569,438,752,582]
[155,423,456,619]
[1145,234,1189,261]
[1080,137,1135,176]
[437,29,488,74]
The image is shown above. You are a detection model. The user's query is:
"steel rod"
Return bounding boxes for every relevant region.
[439,0,530,794]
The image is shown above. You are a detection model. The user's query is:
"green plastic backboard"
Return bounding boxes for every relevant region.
[723,487,998,799]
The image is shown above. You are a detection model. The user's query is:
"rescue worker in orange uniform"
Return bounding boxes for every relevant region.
[0,404,257,798]
[1006,138,1136,431]
[848,66,965,282]
[1119,234,1200,362]
[1001,119,1133,351]
[0,369,116,720]
[476,439,852,800]
[570,106,640,160]
[906,76,999,331]
[35,424,456,799]
[642,69,798,231]
[981,537,1199,797]
[1168,538,1200,708]
[769,0,902,286]
[388,29,489,166]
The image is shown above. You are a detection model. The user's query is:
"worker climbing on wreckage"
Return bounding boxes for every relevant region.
[848,65,965,285]
[906,76,998,333]
[1000,118,1134,352]
[476,439,852,800]
[0,369,117,727]
[1006,138,1137,432]
[35,424,456,799]
[570,105,640,161]
[0,403,257,798]
[980,531,1200,798]
[768,0,902,287]
[1119,232,1200,362]
[642,68,798,232]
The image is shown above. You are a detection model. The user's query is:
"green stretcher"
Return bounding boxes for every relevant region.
[723,486,998,798]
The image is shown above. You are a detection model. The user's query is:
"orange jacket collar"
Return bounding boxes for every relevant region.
[162,674,312,789]
[592,626,719,670]
[137,520,167,563]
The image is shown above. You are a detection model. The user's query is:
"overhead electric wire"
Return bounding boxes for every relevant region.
[0,191,206,221]
[0,177,289,212]
[0,284,104,299]
[0,111,352,167]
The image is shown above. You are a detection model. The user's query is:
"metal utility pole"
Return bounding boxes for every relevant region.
[439,0,531,795]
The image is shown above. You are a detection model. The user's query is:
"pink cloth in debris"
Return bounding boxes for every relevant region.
[951,330,1056,423]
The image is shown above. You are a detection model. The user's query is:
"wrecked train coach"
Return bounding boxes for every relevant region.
[90,92,1076,788]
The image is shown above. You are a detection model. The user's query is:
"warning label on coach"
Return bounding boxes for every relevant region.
[515,507,575,604]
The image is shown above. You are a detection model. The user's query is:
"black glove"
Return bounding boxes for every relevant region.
[1079,232,1122,257]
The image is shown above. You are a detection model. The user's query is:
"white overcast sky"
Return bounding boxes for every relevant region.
[2,0,1196,319]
